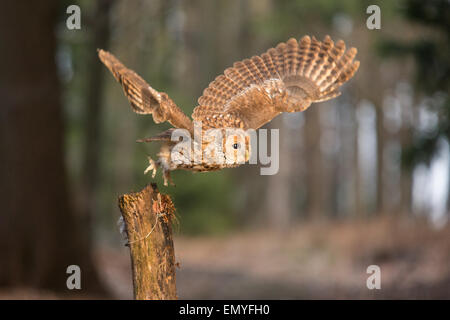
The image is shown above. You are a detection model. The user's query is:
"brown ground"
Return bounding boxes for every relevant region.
[99,216,450,299]
[1,217,449,299]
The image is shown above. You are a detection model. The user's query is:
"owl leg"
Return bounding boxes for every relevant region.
[162,169,175,187]
[158,156,175,187]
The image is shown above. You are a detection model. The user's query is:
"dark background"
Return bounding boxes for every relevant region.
[0,0,449,299]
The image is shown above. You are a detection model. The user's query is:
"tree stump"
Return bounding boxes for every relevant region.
[118,183,177,300]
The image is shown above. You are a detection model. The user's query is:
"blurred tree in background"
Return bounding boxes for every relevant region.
[381,0,450,209]
[0,1,106,294]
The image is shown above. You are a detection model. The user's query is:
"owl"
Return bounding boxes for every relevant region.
[99,35,359,185]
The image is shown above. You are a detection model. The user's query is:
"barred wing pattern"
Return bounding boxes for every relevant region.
[98,50,193,131]
[192,35,359,130]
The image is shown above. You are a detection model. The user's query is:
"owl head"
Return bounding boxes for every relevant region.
[223,129,251,165]
[200,128,251,166]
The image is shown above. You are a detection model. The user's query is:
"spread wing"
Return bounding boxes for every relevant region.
[98,50,193,131]
[192,35,359,130]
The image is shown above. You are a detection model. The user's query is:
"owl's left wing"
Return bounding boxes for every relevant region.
[192,35,359,130]
[98,50,193,131]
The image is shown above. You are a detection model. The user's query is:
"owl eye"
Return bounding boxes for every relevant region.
[232,143,240,150]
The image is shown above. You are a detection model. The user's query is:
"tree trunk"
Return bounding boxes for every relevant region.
[82,0,115,241]
[305,105,324,219]
[265,116,292,229]
[118,184,177,300]
[374,104,384,216]
[0,1,105,294]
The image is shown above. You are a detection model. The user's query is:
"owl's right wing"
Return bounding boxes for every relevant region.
[192,35,359,130]
[98,50,193,131]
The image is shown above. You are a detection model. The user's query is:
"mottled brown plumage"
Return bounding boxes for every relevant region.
[99,35,359,185]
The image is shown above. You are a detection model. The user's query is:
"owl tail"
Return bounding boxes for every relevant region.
[271,35,359,105]
[136,129,176,143]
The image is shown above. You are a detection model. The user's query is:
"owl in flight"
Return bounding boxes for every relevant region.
[99,35,359,185]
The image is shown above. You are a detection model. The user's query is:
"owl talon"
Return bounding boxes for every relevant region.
[144,157,158,178]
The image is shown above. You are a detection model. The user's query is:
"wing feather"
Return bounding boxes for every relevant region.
[192,35,359,130]
[98,49,193,131]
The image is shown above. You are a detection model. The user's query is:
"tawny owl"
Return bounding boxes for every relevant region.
[99,35,359,185]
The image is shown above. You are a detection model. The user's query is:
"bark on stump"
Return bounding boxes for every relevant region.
[118,183,177,300]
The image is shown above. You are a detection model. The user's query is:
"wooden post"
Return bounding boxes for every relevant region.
[118,183,177,300]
